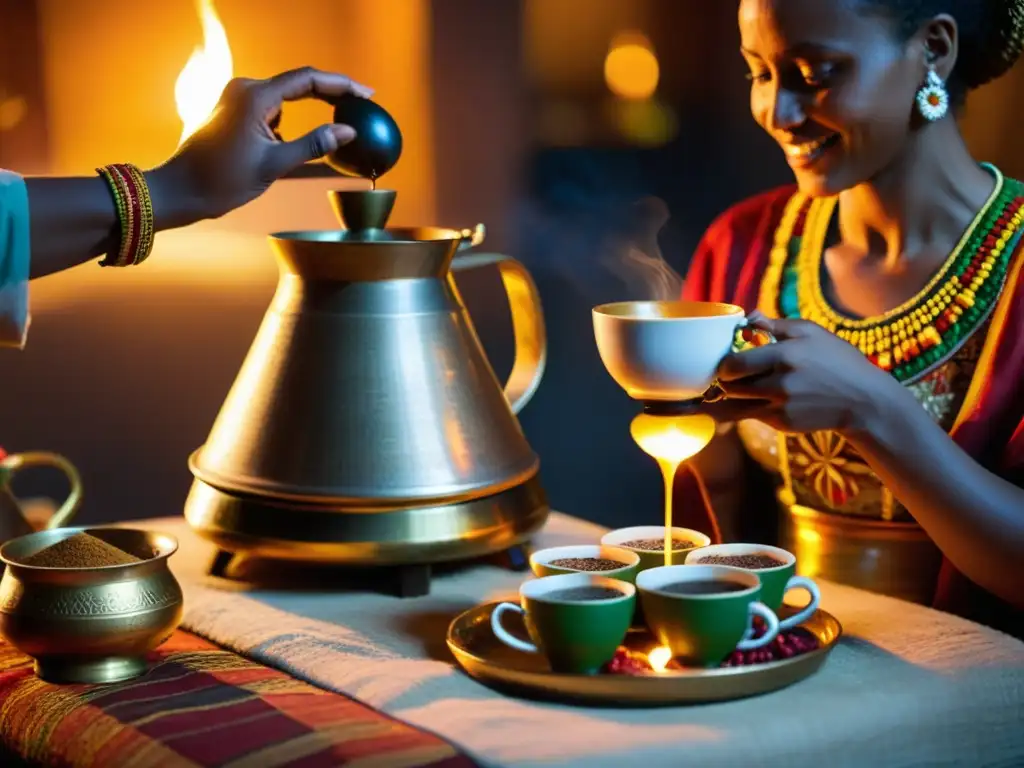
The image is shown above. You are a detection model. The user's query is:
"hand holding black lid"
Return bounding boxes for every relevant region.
[325,95,403,182]
[19,66,376,280]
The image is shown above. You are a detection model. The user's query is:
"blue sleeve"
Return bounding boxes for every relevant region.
[0,170,31,349]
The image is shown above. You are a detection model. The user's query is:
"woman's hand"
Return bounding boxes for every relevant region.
[699,311,908,434]
[149,66,373,227]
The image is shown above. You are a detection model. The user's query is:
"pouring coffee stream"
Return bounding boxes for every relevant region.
[630,413,718,565]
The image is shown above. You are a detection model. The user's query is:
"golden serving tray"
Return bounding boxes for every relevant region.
[447,601,842,706]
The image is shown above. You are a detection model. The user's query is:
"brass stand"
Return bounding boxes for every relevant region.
[206,542,534,598]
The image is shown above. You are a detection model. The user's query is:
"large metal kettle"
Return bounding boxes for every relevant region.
[184,188,549,574]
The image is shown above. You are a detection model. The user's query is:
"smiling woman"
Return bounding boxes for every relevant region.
[681,0,1024,637]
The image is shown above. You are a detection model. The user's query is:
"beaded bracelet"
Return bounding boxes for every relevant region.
[96,163,155,267]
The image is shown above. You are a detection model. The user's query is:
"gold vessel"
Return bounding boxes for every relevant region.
[0,527,183,684]
[778,494,943,605]
[185,189,549,586]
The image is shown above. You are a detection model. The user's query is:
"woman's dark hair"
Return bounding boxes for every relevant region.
[860,0,1024,101]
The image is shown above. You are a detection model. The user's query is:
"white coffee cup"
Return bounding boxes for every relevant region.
[592,300,755,402]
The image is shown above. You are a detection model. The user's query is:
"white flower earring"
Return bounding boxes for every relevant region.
[916,68,949,121]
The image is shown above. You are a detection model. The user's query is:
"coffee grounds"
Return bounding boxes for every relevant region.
[697,553,784,569]
[22,533,142,568]
[619,538,692,552]
[548,557,627,572]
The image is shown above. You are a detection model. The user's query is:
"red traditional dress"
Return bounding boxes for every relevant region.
[676,167,1024,637]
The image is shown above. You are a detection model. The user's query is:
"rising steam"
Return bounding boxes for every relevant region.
[598,196,684,301]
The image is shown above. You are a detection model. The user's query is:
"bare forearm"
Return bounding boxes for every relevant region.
[25,176,117,278]
[847,393,1024,608]
[24,166,198,279]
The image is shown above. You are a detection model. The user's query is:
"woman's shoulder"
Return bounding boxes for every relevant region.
[682,184,799,304]
[700,184,799,246]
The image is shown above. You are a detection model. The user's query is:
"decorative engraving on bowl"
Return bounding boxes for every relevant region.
[0,579,182,617]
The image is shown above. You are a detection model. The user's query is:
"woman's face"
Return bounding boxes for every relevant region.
[739,0,925,197]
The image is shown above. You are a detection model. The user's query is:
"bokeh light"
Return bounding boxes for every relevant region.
[604,31,660,101]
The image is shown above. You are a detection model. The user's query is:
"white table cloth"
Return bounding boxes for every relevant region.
[139,512,1024,768]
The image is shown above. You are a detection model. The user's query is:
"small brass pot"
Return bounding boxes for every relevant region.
[0,527,183,684]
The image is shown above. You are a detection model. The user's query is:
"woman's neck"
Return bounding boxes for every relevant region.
[836,121,995,269]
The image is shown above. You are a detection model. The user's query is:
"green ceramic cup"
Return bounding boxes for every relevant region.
[636,564,780,667]
[490,573,636,675]
[600,525,711,571]
[684,543,820,630]
[529,545,640,583]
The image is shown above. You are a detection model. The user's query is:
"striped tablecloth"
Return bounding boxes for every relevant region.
[0,630,475,767]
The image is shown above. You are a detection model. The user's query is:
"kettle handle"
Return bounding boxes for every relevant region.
[0,451,83,530]
[451,252,547,415]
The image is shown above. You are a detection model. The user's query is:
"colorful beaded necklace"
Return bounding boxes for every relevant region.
[758,164,1024,384]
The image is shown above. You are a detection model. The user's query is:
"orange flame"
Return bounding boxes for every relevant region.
[647,646,672,673]
[175,0,233,146]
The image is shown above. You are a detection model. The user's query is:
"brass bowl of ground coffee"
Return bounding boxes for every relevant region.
[0,526,183,685]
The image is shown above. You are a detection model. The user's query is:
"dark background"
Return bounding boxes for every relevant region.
[1,0,1022,534]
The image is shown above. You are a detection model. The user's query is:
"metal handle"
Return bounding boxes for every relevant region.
[452,252,548,415]
[0,451,83,530]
